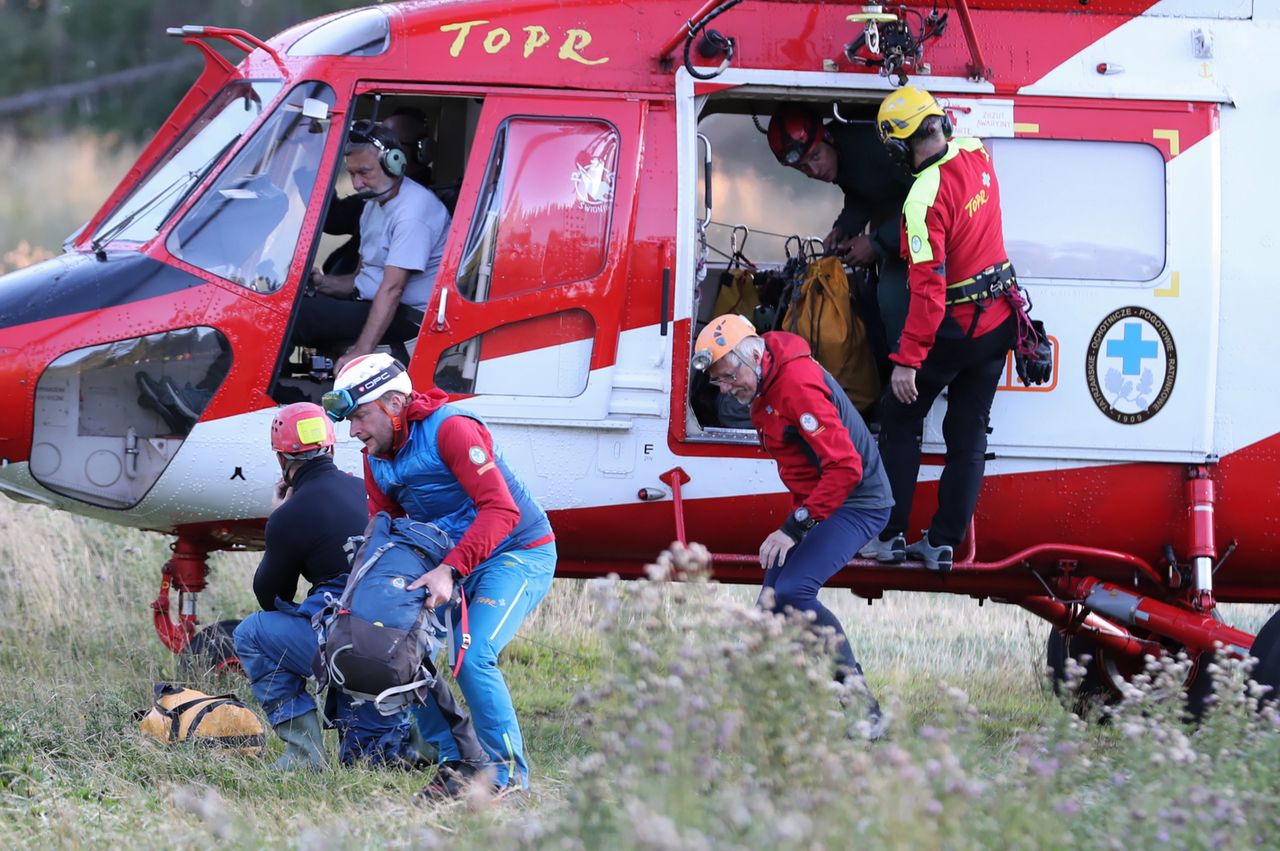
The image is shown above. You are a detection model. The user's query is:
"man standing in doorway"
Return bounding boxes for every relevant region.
[860,86,1017,573]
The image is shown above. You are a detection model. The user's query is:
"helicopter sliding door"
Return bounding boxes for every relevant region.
[413,92,643,424]
[938,95,1221,464]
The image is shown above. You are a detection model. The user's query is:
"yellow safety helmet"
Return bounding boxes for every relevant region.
[876,85,948,142]
[692,313,757,372]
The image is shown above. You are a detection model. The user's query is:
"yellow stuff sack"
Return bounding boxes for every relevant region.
[782,255,880,411]
[138,683,265,756]
[712,267,760,319]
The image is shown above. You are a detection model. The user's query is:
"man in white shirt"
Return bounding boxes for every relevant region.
[293,120,450,372]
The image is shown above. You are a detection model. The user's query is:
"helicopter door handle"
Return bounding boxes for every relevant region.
[124,427,139,480]
[431,288,449,332]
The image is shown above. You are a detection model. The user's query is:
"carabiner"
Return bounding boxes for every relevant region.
[784,234,803,261]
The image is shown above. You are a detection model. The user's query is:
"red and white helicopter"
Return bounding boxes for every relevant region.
[0,0,1276,704]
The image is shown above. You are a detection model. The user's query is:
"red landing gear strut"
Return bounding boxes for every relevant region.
[1186,467,1217,613]
[151,535,212,654]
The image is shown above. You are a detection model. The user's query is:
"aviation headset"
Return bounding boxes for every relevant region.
[880,112,954,168]
[389,107,432,167]
[348,119,407,178]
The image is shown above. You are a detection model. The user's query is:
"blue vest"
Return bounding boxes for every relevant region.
[366,405,552,564]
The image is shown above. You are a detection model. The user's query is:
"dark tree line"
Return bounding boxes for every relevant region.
[0,0,362,137]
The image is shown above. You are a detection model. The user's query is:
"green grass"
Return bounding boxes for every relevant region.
[4,502,1280,849]
[0,132,141,269]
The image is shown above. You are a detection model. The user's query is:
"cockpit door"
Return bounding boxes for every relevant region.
[412,93,642,424]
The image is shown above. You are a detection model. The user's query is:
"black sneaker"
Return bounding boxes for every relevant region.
[162,378,212,421]
[136,372,193,435]
[865,700,889,741]
[417,760,490,803]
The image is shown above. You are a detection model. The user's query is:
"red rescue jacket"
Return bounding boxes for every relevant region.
[894,137,1013,369]
[749,332,893,521]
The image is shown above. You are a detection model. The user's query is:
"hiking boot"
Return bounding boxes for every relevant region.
[905,536,954,574]
[864,700,889,742]
[837,677,888,742]
[273,710,327,770]
[858,533,906,564]
[162,378,212,421]
[136,372,193,435]
[417,759,491,803]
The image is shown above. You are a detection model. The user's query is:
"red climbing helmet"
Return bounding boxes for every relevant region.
[767,103,826,167]
[270,402,336,454]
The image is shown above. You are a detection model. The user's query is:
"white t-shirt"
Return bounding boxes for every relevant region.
[354,177,450,311]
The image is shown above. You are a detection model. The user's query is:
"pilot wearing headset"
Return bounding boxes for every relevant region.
[293,118,450,374]
[320,107,435,278]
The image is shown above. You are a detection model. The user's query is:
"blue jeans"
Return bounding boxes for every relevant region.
[759,504,890,679]
[233,584,412,766]
[414,541,556,788]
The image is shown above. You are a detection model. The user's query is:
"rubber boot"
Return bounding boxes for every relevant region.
[274,710,327,770]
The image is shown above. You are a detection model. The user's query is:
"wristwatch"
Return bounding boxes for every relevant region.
[793,507,819,531]
[781,506,819,542]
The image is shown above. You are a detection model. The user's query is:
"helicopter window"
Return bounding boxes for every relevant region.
[988,138,1166,282]
[433,309,594,398]
[286,8,390,58]
[30,327,231,510]
[455,118,618,303]
[168,82,337,294]
[91,80,284,247]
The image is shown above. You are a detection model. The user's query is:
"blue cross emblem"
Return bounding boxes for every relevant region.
[1106,322,1158,375]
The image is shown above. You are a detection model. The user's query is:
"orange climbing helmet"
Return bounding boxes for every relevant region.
[692,313,758,372]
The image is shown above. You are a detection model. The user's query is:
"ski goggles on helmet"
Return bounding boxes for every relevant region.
[321,361,406,422]
[320,388,361,422]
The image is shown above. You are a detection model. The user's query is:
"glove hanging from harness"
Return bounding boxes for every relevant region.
[1007,284,1054,386]
[944,260,1054,386]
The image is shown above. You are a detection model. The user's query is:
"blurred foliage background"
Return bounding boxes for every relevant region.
[0,0,363,138]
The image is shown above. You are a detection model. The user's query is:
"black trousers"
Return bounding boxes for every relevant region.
[291,294,425,361]
[878,313,1015,547]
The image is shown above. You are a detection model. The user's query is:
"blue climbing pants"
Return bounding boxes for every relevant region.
[414,541,556,787]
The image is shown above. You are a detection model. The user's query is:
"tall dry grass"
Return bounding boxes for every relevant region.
[4,500,1280,848]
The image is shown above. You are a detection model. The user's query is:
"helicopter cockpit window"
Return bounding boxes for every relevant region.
[455,118,618,302]
[91,80,283,247]
[286,8,390,57]
[168,82,337,294]
[30,327,231,510]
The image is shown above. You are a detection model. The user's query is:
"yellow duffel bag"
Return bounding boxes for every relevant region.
[138,683,265,756]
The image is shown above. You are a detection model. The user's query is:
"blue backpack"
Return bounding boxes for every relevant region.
[312,512,450,715]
